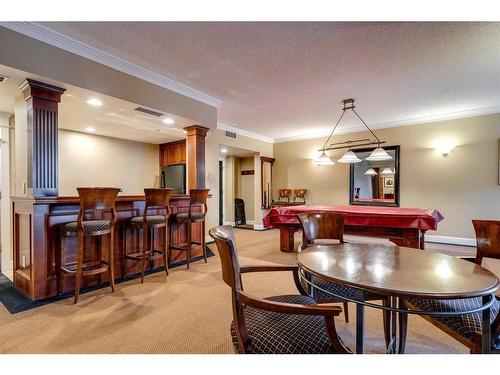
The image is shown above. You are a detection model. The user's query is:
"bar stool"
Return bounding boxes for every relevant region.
[58,187,120,304]
[170,189,210,269]
[125,188,173,283]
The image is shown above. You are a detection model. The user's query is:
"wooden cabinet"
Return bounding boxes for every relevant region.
[160,140,186,166]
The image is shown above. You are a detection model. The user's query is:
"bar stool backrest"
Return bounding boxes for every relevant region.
[473,220,500,265]
[144,188,174,216]
[189,189,210,214]
[76,187,120,224]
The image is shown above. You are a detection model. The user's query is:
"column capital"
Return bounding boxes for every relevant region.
[19,78,66,103]
[183,125,209,138]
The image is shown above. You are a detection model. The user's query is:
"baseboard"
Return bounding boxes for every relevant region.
[246,220,255,225]
[425,235,476,247]
[253,224,265,231]
[223,221,235,226]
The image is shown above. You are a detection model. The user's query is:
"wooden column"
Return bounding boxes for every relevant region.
[19,79,65,197]
[184,125,209,190]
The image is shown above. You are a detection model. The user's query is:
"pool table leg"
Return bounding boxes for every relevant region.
[390,229,424,250]
[280,226,299,252]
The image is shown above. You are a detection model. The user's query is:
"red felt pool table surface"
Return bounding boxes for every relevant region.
[263,205,444,251]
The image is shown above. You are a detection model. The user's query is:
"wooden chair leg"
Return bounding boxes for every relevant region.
[57,230,64,295]
[202,220,207,263]
[96,235,102,285]
[140,224,148,283]
[343,301,349,323]
[121,226,127,278]
[74,233,84,304]
[164,225,169,276]
[109,229,116,293]
[186,221,191,270]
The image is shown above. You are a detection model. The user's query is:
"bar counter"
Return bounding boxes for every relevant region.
[12,194,204,300]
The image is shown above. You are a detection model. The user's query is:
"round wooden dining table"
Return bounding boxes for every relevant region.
[297,243,499,354]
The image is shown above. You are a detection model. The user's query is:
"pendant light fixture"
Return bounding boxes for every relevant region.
[318,98,392,163]
[316,151,334,166]
[337,149,361,163]
[380,167,394,175]
[364,168,378,175]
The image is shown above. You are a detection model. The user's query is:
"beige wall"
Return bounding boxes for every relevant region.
[58,130,159,195]
[273,113,500,240]
[205,129,273,232]
[0,112,12,279]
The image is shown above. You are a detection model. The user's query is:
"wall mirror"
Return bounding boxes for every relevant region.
[260,157,275,209]
[349,145,400,207]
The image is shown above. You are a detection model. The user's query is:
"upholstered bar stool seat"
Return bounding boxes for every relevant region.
[63,220,112,234]
[230,294,339,354]
[130,215,167,225]
[405,296,500,344]
[175,212,205,221]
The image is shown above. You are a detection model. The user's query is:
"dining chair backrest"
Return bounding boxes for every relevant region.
[472,220,500,265]
[298,212,346,246]
[278,189,292,202]
[209,225,243,291]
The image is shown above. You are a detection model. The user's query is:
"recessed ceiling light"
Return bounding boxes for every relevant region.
[162,118,175,125]
[86,98,103,107]
[221,148,228,154]
[85,127,96,133]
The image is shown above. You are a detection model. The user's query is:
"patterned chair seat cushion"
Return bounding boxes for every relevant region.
[311,275,373,301]
[64,220,111,233]
[230,294,340,354]
[405,296,500,343]
[175,212,205,221]
[130,215,167,225]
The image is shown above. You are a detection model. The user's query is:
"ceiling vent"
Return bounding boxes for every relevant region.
[225,130,237,139]
[134,107,163,117]
[0,75,9,84]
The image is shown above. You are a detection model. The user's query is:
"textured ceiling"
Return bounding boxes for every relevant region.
[38,22,500,141]
[0,64,190,144]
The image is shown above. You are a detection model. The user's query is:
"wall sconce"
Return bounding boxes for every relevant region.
[434,140,456,157]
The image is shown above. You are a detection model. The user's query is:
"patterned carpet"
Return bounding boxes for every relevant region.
[0,228,470,353]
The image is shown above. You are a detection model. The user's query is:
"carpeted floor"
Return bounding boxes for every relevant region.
[0,228,470,354]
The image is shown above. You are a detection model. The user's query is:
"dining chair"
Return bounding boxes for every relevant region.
[401,219,500,353]
[298,212,391,345]
[209,225,351,354]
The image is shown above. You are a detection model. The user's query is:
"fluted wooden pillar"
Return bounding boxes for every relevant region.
[184,125,209,190]
[19,79,65,197]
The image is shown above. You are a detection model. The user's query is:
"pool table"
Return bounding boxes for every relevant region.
[263,205,444,252]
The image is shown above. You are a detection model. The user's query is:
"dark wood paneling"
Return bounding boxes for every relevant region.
[185,125,209,189]
[19,79,65,197]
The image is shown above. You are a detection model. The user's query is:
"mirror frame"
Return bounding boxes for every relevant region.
[349,145,400,207]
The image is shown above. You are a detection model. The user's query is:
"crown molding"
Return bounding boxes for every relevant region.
[0,22,222,108]
[217,122,274,143]
[273,105,500,143]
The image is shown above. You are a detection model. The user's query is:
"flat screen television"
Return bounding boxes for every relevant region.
[161,164,186,194]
